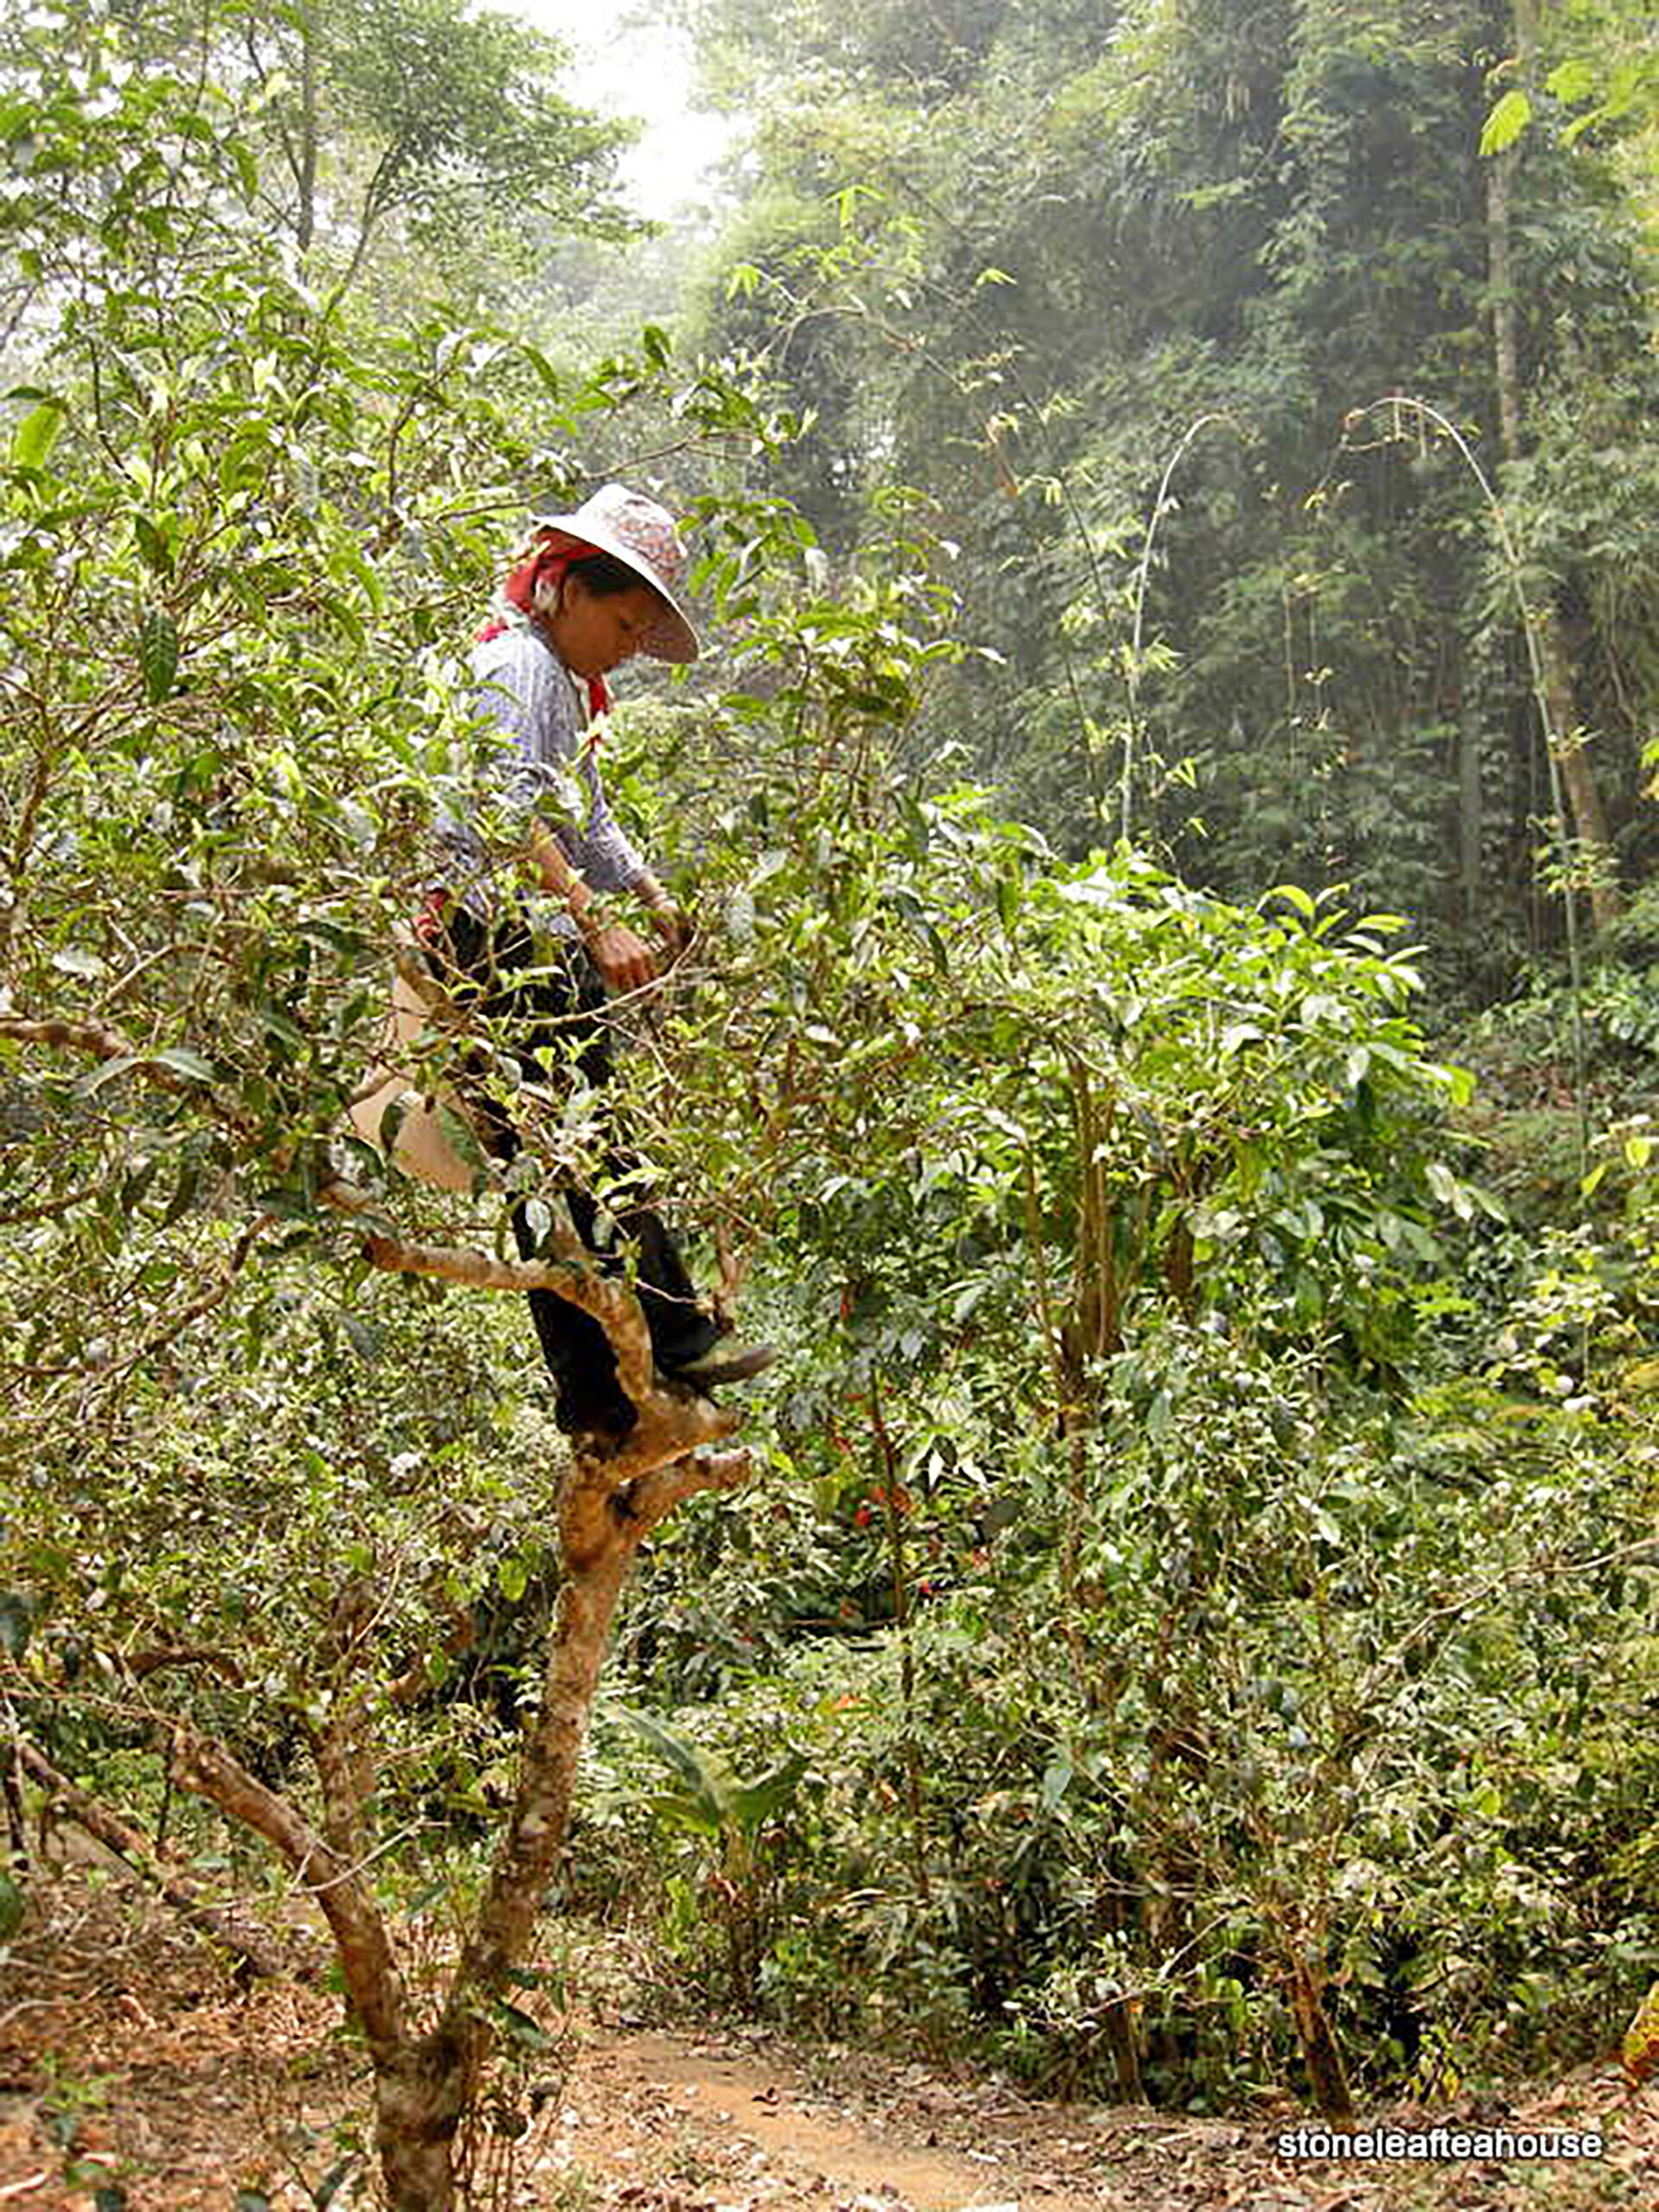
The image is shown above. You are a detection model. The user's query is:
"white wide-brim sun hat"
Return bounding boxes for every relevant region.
[529,482,701,664]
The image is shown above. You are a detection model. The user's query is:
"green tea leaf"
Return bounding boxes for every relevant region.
[11,399,65,468]
[139,609,180,703]
[1479,87,1532,156]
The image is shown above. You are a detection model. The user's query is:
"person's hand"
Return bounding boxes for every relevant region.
[645,901,693,961]
[582,919,659,995]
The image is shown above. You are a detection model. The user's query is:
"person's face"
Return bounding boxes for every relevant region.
[549,575,662,679]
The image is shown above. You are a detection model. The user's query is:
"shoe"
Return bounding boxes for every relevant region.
[660,1342,776,1391]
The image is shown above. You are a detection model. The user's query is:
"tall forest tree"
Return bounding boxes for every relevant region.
[0,0,642,325]
[687,0,1659,978]
[238,0,644,297]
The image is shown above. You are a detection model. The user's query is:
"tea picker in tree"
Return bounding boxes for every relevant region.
[421,483,773,1443]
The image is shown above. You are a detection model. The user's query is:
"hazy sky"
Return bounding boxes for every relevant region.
[508,0,736,218]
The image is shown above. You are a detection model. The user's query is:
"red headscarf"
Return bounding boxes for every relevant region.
[476,532,613,721]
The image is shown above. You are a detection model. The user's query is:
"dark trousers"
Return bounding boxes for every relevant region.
[429,904,717,1438]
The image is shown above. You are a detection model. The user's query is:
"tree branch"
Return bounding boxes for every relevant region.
[310,1578,383,1869]
[0,1013,145,1063]
[627,1446,751,1534]
[125,1645,246,1685]
[444,1434,751,2063]
[170,1727,412,2066]
[16,1738,282,1981]
[319,1178,657,1402]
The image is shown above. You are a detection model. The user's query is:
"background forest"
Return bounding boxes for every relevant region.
[4,0,1659,2203]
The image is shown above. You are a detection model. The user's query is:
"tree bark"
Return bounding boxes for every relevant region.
[169,1726,448,2212]
[436,1423,747,2094]
[1286,1940,1355,2124]
[296,12,318,255]
[1459,690,1484,926]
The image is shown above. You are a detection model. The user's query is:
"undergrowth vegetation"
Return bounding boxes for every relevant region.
[575,1223,1659,2113]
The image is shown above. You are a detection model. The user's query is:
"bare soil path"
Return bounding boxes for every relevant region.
[3,1866,1656,2210]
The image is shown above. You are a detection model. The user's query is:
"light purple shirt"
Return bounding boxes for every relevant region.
[436,622,649,925]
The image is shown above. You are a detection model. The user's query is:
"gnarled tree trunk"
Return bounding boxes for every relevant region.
[0,1010,758,2209]
[175,1204,750,2212]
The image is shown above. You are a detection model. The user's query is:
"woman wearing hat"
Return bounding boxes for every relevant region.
[428,483,772,1444]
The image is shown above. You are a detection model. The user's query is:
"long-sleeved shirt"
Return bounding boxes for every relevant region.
[435,620,650,926]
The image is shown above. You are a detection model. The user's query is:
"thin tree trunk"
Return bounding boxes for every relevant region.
[1286,1940,1355,2123]
[1487,134,1524,461]
[380,1428,748,2209]
[1459,690,1484,925]
[1541,632,1617,923]
[169,1278,747,2209]
[871,1375,929,1904]
[296,12,318,254]
[1486,7,1619,929]
[168,1726,420,2162]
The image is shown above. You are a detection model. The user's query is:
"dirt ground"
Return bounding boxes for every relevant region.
[3,1862,1657,2212]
